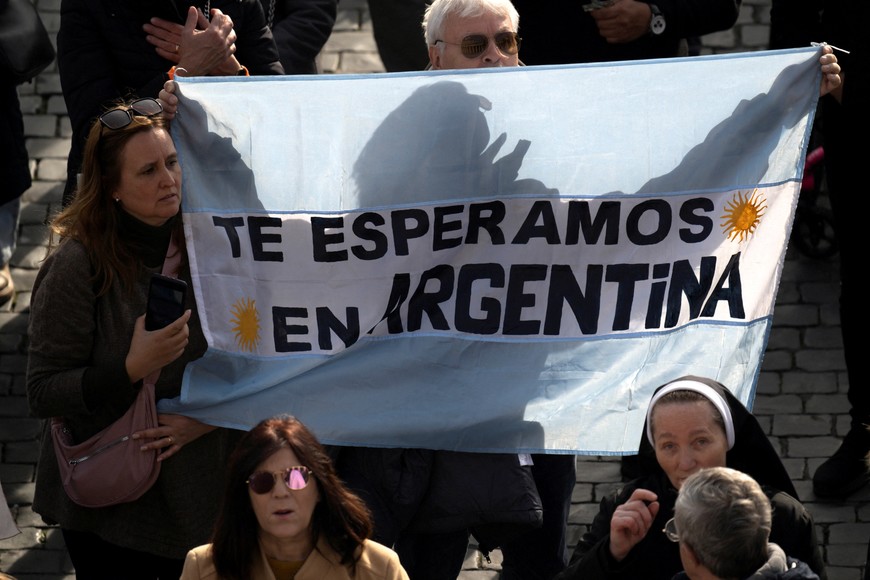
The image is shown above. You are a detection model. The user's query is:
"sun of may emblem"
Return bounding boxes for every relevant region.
[230,297,260,352]
[721,188,767,242]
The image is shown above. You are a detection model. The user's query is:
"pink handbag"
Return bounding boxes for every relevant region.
[50,380,161,508]
[49,233,182,508]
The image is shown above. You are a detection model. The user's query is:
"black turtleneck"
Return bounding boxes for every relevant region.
[81,209,181,409]
[116,208,178,269]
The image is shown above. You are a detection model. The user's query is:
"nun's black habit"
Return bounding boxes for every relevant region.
[554,376,825,580]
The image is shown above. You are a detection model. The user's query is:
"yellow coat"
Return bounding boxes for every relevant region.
[180,536,409,580]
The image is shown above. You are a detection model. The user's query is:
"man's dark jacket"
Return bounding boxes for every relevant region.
[57,0,283,205]
[261,0,336,74]
[510,0,740,64]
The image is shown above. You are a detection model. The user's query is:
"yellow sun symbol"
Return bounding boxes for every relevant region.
[230,297,260,352]
[721,188,767,242]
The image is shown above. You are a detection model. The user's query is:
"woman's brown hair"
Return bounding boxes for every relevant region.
[49,104,180,295]
[212,415,373,579]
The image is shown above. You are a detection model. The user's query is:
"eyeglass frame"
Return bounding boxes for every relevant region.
[663,517,680,542]
[98,98,164,131]
[433,31,522,59]
[246,465,314,494]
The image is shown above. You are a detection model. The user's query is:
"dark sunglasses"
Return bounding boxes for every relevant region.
[246,466,313,494]
[435,31,521,59]
[98,98,163,130]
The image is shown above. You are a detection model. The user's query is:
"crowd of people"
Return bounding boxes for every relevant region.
[3,0,860,578]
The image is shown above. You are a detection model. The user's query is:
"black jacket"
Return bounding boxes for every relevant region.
[510,0,740,64]
[57,0,284,204]
[1,81,31,205]
[1,0,35,203]
[260,0,337,74]
[337,447,543,554]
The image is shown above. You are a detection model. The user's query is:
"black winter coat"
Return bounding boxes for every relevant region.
[1,0,35,204]
[57,0,284,204]
[1,81,30,205]
[509,0,740,65]
[337,447,543,553]
[259,0,336,74]
[556,376,826,580]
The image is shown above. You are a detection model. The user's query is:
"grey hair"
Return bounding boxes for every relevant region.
[422,0,520,47]
[674,467,771,578]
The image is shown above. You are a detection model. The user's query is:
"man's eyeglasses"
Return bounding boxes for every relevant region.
[246,466,313,494]
[663,517,680,542]
[98,98,163,131]
[435,32,521,59]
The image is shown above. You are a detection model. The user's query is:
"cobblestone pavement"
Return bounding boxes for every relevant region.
[2,1,867,578]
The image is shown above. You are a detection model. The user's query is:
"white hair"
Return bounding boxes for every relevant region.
[422,0,520,47]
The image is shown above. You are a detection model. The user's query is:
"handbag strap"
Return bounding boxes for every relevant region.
[143,231,183,386]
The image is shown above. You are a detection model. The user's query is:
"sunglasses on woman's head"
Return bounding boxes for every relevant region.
[435,31,521,59]
[246,466,313,494]
[98,98,163,131]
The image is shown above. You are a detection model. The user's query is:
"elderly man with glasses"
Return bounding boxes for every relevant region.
[414,3,578,580]
[337,4,576,580]
[670,467,819,580]
[424,0,521,69]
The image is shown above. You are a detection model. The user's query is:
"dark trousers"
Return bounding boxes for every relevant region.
[395,529,469,580]
[62,529,184,580]
[821,91,864,429]
[500,454,576,580]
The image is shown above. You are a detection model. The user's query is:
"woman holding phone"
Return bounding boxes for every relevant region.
[26,98,239,578]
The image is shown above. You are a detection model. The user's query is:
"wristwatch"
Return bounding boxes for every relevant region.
[649,4,666,35]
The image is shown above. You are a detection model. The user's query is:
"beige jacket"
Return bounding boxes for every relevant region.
[181,536,409,580]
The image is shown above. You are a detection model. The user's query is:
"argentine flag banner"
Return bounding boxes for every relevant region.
[161,48,821,455]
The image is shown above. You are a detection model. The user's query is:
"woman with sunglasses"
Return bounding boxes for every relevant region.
[554,376,826,580]
[27,98,241,578]
[180,415,409,579]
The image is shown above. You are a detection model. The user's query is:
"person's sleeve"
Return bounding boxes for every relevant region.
[57,0,167,145]
[268,0,337,74]
[556,493,619,579]
[234,0,285,74]
[26,243,137,418]
[651,0,741,39]
[769,0,822,49]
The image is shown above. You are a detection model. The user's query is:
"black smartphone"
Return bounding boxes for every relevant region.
[145,274,188,331]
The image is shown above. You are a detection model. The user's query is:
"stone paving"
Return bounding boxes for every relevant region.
[2,0,867,578]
